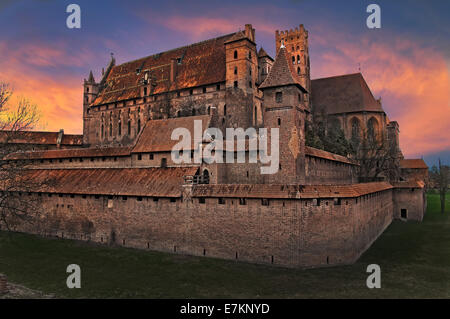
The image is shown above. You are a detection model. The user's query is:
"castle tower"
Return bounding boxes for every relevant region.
[275,24,311,111]
[257,47,273,85]
[224,24,258,129]
[83,70,99,145]
[259,45,308,184]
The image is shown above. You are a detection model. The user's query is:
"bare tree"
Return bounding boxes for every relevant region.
[349,128,401,182]
[0,82,48,230]
[430,160,449,214]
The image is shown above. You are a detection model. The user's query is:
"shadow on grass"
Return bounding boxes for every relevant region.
[0,193,449,298]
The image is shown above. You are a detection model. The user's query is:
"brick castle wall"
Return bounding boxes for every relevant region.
[5,188,394,268]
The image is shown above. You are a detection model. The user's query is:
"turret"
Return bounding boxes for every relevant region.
[275,24,311,110]
[259,44,308,184]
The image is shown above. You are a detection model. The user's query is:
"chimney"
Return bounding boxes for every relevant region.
[244,24,255,42]
[170,58,177,83]
[57,129,64,149]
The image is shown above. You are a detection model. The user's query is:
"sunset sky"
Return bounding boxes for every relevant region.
[0,0,449,166]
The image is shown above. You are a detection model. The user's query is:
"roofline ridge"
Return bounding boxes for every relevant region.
[116,32,237,68]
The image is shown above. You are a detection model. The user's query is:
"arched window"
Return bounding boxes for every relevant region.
[137,118,141,133]
[351,117,361,141]
[101,124,104,139]
[118,116,122,136]
[297,67,301,75]
[368,117,379,142]
[292,56,295,64]
[127,119,131,136]
[234,67,237,75]
[297,55,300,63]
[109,112,113,137]
[234,50,237,59]
[202,169,210,184]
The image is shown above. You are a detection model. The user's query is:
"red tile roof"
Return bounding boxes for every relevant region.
[305,146,358,165]
[0,130,82,146]
[3,167,198,197]
[257,47,273,60]
[5,146,131,160]
[311,73,383,114]
[259,46,306,92]
[192,182,392,199]
[393,180,425,189]
[132,115,211,153]
[91,33,237,106]
[400,159,428,169]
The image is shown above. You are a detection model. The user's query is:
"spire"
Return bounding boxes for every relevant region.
[259,46,306,92]
[87,70,95,83]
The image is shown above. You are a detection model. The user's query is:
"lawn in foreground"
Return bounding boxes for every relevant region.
[0,193,449,298]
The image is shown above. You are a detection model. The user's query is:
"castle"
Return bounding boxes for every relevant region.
[1,24,428,268]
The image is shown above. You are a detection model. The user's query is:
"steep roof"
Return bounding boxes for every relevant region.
[2,167,198,197]
[311,73,383,114]
[400,159,428,169]
[259,46,307,92]
[193,182,392,199]
[132,115,211,153]
[257,47,273,60]
[0,130,82,146]
[305,146,358,165]
[91,33,237,106]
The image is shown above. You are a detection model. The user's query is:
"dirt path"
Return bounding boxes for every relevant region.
[0,276,55,299]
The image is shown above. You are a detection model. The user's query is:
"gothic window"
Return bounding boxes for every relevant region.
[368,117,379,142]
[297,55,300,64]
[248,51,251,59]
[234,50,237,59]
[137,118,141,133]
[127,118,131,136]
[101,124,104,138]
[297,67,301,75]
[292,56,295,64]
[276,92,283,103]
[351,117,361,141]
[109,112,113,137]
[161,158,167,168]
[234,67,237,75]
[278,118,281,126]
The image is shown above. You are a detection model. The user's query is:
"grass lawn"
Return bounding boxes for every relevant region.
[1,193,449,298]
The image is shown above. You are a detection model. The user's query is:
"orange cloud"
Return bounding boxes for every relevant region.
[0,42,83,134]
[143,13,279,42]
[311,31,450,158]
